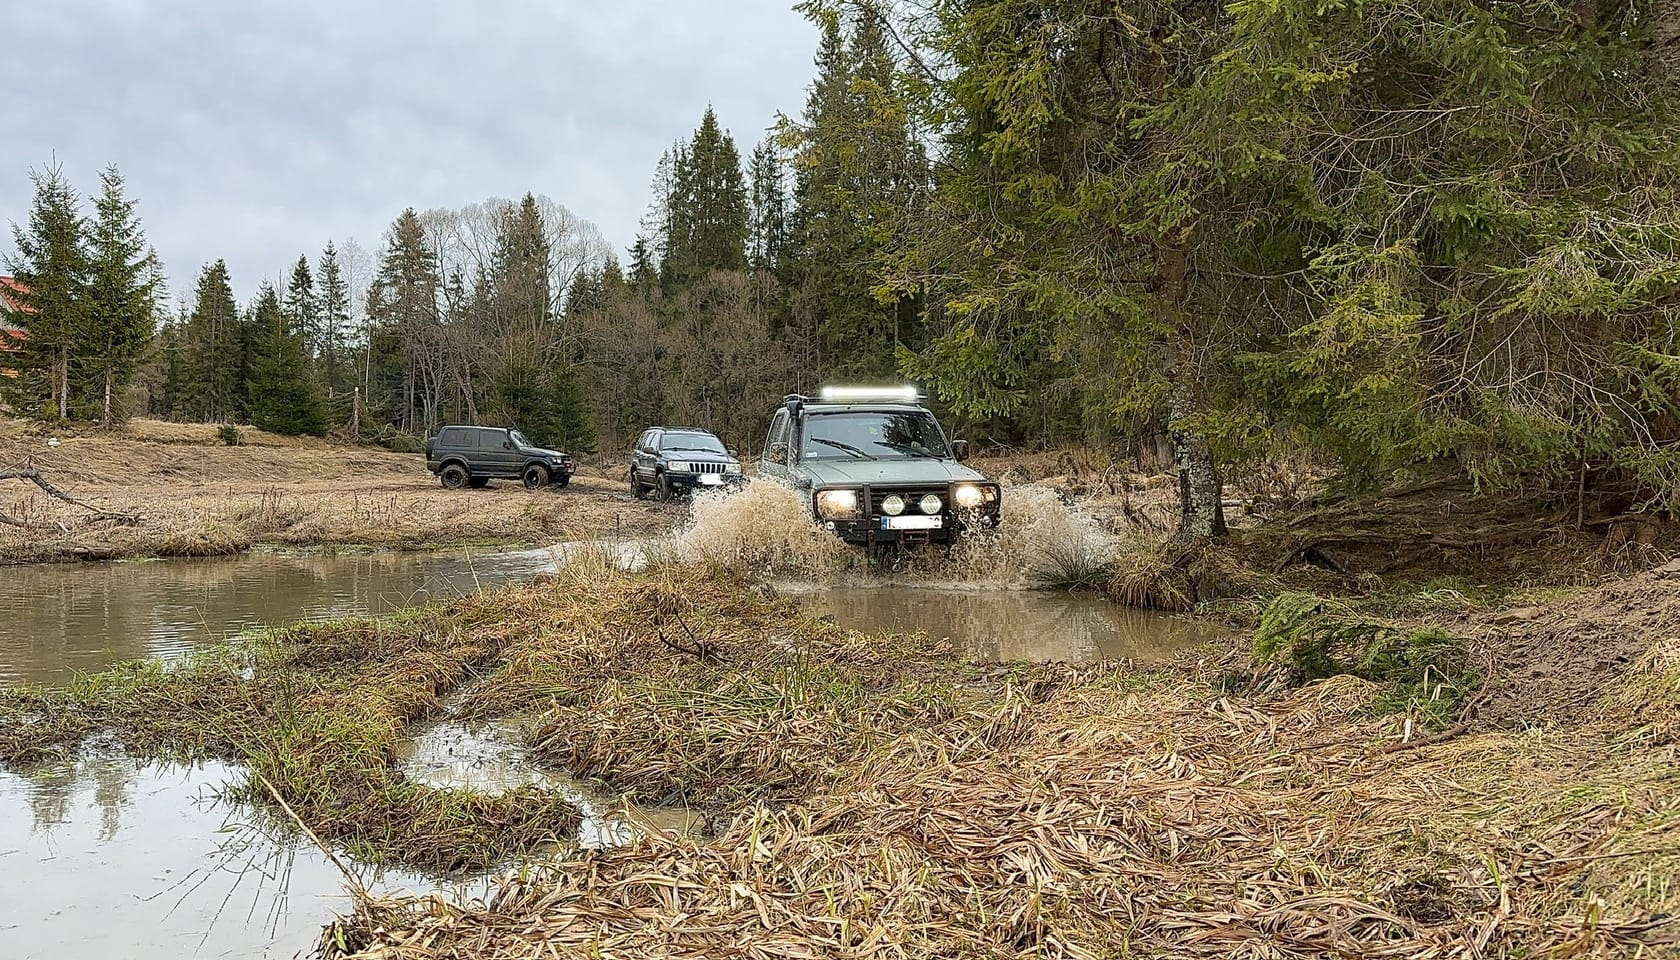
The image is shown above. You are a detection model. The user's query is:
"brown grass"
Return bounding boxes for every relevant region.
[319,609,1680,958]
[0,417,675,565]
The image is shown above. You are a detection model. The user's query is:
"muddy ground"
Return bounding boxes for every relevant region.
[0,418,674,564]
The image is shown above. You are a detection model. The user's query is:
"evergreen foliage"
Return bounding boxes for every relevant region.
[81,165,161,425]
[3,164,90,420]
[245,282,327,436]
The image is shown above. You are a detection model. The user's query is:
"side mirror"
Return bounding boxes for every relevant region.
[952,439,970,462]
[503,439,515,450]
[767,441,789,465]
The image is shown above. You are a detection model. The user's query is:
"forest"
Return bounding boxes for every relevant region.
[8,0,1680,541]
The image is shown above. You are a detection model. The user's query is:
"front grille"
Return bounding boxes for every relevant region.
[689,462,727,474]
[868,486,948,516]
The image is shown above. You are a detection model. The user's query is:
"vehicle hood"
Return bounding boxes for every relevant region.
[665,452,737,464]
[797,459,988,488]
[519,446,571,459]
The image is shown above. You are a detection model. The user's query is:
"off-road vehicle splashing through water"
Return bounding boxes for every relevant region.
[759,386,1001,546]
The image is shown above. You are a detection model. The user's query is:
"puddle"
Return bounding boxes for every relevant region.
[0,746,491,960]
[395,717,703,849]
[0,547,569,688]
[788,584,1219,663]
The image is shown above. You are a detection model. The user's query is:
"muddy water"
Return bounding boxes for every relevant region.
[0,547,566,687]
[0,747,489,960]
[2,535,1214,686]
[789,584,1218,663]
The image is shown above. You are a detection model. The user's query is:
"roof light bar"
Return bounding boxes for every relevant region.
[818,385,921,403]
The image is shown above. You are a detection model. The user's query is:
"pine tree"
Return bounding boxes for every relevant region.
[627,236,659,290]
[366,209,443,433]
[783,11,927,381]
[317,241,353,414]
[284,255,319,363]
[246,282,326,436]
[82,165,160,426]
[181,260,242,422]
[2,163,88,420]
[748,139,791,279]
[662,108,751,288]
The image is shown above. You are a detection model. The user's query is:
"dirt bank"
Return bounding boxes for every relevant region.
[0,418,674,565]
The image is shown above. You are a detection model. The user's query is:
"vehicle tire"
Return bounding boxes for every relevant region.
[439,464,469,490]
[468,477,489,489]
[522,464,551,490]
[629,468,644,499]
[554,474,570,489]
[656,472,673,503]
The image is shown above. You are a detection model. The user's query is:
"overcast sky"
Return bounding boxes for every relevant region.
[0,0,817,301]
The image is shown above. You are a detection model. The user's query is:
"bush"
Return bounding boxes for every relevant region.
[217,424,243,446]
[1253,592,1477,725]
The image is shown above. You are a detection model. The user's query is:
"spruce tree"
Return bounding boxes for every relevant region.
[284,254,319,362]
[181,260,242,422]
[663,107,750,288]
[317,241,352,414]
[246,282,326,436]
[748,139,790,279]
[2,163,89,420]
[82,165,161,425]
[365,209,442,432]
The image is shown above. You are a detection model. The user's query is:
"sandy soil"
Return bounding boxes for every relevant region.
[0,418,677,565]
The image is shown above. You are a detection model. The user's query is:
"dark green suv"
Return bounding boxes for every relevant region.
[759,388,1001,546]
[424,425,576,490]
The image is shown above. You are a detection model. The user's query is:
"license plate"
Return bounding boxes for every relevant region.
[697,474,725,486]
[882,515,943,530]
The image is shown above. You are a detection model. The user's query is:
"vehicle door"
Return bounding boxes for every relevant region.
[479,428,520,478]
[759,411,791,482]
[631,430,656,483]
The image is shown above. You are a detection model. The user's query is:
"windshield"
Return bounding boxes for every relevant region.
[801,411,950,461]
[509,430,533,448]
[662,432,727,454]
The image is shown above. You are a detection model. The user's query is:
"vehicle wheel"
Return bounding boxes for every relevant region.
[522,464,551,490]
[439,464,469,490]
[468,477,489,489]
[656,473,673,503]
[553,474,570,489]
[629,468,644,499]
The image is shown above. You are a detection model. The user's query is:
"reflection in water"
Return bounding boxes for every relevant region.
[789,585,1219,663]
[0,548,563,688]
[397,718,703,848]
[0,748,488,960]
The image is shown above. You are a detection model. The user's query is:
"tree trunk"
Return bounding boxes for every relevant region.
[1158,233,1226,543]
[1167,376,1227,542]
[102,369,114,428]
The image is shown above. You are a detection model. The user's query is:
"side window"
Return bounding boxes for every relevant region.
[477,429,506,449]
[441,428,465,446]
[764,412,790,464]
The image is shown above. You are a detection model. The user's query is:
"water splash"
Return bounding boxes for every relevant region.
[667,479,1113,587]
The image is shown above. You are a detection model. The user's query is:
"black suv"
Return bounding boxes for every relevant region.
[629,427,745,500]
[760,388,1000,546]
[425,426,576,490]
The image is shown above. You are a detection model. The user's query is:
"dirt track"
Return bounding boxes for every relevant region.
[0,419,676,565]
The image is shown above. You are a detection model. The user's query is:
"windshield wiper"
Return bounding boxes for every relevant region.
[810,437,877,460]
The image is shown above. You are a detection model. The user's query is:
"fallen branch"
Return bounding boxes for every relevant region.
[0,465,144,529]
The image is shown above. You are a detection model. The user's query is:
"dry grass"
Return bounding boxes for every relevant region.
[0,417,675,564]
[319,617,1680,959]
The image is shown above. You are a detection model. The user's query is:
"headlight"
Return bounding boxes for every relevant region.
[918,493,943,515]
[953,484,985,508]
[815,489,861,519]
[725,462,743,475]
[880,494,905,516]
[668,461,691,473]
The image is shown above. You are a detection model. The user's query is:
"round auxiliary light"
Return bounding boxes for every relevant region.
[881,494,906,516]
[919,494,943,515]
